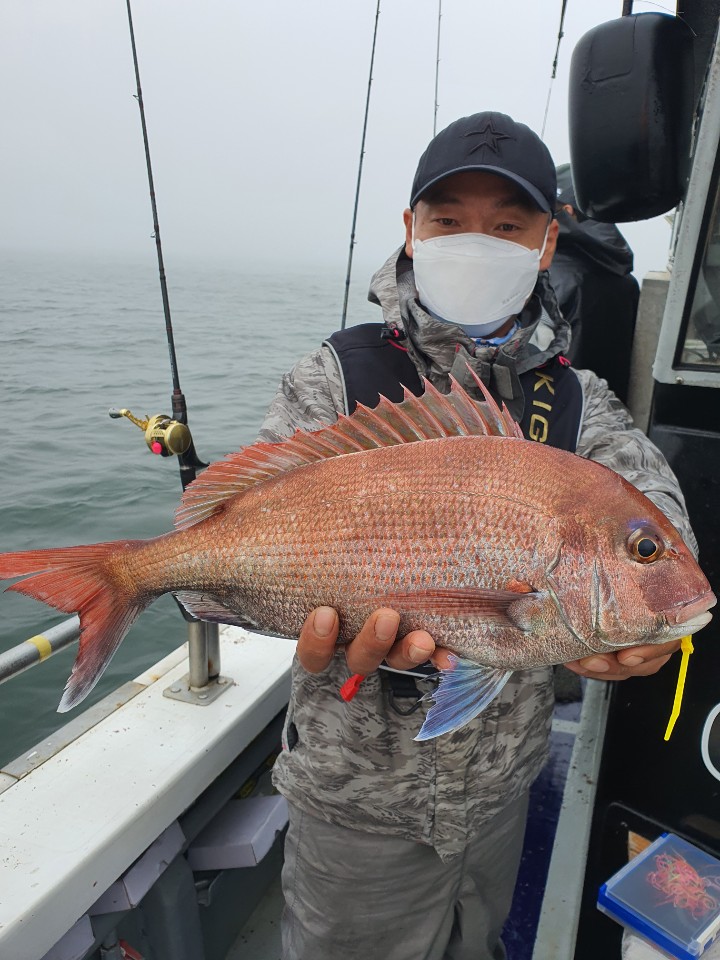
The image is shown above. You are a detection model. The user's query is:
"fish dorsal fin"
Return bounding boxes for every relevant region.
[174,371,522,530]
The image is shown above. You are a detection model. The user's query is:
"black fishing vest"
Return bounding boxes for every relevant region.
[325,323,583,453]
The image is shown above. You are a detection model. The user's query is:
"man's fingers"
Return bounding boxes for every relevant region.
[384,630,436,671]
[565,646,678,680]
[615,638,681,666]
[345,609,402,675]
[430,647,454,671]
[302,612,684,680]
[297,606,339,673]
[299,606,438,677]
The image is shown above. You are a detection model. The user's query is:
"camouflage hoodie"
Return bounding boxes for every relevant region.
[263,248,697,862]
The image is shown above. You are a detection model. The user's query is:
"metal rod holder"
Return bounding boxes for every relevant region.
[207,623,220,680]
[164,621,231,706]
[188,621,209,690]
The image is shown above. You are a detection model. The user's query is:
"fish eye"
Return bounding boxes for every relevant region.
[628,528,664,563]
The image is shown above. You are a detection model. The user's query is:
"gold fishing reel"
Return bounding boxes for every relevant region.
[109,408,192,458]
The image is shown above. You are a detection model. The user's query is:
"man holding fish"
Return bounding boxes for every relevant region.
[0,112,712,959]
[260,113,707,959]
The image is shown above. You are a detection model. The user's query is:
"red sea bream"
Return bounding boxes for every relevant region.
[0,376,714,740]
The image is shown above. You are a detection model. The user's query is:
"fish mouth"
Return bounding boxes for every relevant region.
[662,590,717,629]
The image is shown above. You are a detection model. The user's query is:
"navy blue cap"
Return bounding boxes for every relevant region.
[410,112,557,212]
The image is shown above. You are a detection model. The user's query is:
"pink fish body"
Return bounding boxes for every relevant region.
[0,377,714,739]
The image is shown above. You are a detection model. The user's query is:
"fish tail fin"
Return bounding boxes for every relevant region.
[0,541,151,712]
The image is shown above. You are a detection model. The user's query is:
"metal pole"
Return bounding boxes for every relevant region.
[188,620,209,690]
[340,0,381,330]
[0,617,80,686]
[206,623,220,681]
[100,933,124,960]
[0,614,225,701]
[165,618,230,704]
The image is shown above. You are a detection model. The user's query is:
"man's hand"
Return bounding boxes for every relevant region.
[297,606,435,675]
[299,609,681,682]
[564,639,681,681]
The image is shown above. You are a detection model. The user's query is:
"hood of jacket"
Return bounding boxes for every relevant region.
[554,195,634,278]
[367,247,572,419]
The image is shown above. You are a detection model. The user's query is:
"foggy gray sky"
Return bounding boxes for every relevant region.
[1,0,674,280]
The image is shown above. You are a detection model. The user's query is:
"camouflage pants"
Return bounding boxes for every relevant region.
[280,791,530,960]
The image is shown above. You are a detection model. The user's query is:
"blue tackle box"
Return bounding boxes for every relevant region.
[598,833,720,960]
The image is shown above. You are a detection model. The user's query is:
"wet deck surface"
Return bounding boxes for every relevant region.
[227,873,283,960]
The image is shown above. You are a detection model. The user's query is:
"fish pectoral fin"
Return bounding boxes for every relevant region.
[173,591,257,628]
[368,587,539,621]
[502,589,552,633]
[415,657,512,741]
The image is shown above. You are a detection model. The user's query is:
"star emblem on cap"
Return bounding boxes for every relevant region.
[463,120,514,156]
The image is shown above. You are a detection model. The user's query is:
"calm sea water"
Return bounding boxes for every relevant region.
[0,251,380,766]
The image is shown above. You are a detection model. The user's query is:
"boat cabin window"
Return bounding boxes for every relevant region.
[651,56,720,389]
[681,171,720,367]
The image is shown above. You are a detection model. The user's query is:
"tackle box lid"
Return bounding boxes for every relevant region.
[598,833,720,960]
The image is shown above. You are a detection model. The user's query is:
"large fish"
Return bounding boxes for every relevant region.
[0,376,714,740]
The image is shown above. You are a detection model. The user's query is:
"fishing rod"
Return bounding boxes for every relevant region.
[116,0,206,492]
[121,0,223,695]
[540,0,569,139]
[2,2,221,696]
[433,0,442,137]
[340,0,381,330]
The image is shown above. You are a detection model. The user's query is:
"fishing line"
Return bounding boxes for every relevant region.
[540,0,569,140]
[341,0,381,330]
[124,0,205,490]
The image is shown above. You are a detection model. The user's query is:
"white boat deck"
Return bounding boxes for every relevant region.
[0,628,295,960]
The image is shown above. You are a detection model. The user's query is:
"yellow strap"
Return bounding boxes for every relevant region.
[664,636,694,741]
[25,634,53,661]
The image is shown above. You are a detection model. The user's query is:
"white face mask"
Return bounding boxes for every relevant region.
[412,223,549,337]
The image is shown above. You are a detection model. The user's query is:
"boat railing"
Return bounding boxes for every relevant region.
[0,615,228,705]
[0,616,80,685]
